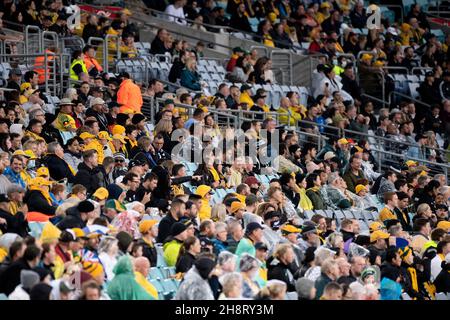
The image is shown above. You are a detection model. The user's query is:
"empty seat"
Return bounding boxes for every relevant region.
[342,210,355,219]
[149,267,164,280]
[408,83,420,99]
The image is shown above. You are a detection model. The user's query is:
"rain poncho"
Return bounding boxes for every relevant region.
[107,255,154,300]
[380,277,402,300]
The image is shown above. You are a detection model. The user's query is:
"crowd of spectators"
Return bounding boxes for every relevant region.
[0,0,447,301]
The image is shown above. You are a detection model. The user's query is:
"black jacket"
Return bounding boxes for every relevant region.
[434,261,450,294]
[85,109,109,132]
[150,37,166,55]
[43,154,75,183]
[73,162,104,196]
[168,58,185,83]
[139,239,158,267]
[0,258,32,295]
[267,257,297,292]
[0,208,28,237]
[57,206,86,230]
[157,214,178,244]
[175,252,196,274]
[23,190,56,216]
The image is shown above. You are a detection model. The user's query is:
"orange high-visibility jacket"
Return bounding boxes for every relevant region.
[34,49,54,84]
[117,79,143,113]
[84,56,103,74]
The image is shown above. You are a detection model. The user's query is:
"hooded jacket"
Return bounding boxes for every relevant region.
[174,262,215,300]
[107,255,154,300]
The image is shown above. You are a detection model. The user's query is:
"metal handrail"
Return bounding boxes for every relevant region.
[388,91,432,109]
[371,147,449,177]
[411,67,433,75]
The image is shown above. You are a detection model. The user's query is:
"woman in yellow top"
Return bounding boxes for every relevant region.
[239,84,255,109]
[296,173,313,211]
[120,33,138,59]
[258,20,275,48]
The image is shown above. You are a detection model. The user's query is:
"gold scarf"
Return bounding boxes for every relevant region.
[29,186,53,206]
[209,167,220,182]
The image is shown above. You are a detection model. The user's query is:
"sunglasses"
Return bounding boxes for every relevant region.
[115,159,125,163]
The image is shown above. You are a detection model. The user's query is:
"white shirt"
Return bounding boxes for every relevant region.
[164,5,187,25]
[98,252,117,282]
[430,254,444,283]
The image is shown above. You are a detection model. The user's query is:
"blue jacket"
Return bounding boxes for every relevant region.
[180,68,201,91]
[3,167,26,188]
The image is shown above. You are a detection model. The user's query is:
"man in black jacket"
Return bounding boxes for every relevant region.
[43,142,75,183]
[150,28,169,55]
[57,200,95,230]
[0,245,41,295]
[85,98,109,132]
[230,3,253,34]
[82,14,102,43]
[168,50,188,83]
[157,199,186,243]
[73,149,104,196]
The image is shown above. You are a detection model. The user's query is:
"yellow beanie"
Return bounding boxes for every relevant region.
[139,220,158,234]
[112,125,126,135]
[82,261,104,278]
[40,222,62,244]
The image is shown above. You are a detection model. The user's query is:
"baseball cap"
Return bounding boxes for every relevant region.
[92,187,109,201]
[240,84,252,92]
[369,221,385,233]
[245,222,263,235]
[255,242,268,251]
[232,47,244,53]
[301,224,317,235]
[128,159,144,169]
[370,230,390,243]
[324,151,336,161]
[90,97,105,106]
[281,224,302,234]
[36,167,50,177]
[105,199,126,212]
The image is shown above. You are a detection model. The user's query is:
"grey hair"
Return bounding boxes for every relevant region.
[295,277,315,299]
[7,183,25,195]
[98,236,119,255]
[327,172,341,185]
[239,253,259,272]
[64,88,78,99]
[28,108,44,120]
[221,272,242,296]
[47,141,61,154]
[218,251,237,266]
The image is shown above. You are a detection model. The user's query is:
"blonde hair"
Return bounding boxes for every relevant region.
[154,119,173,135]
[185,56,197,70]
[221,272,242,297]
[273,243,293,260]
[211,203,227,222]
[258,280,287,299]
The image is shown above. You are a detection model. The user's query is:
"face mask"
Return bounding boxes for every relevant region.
[341,60,347,68]
[332,59,338,65]
[27,160,35,169]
